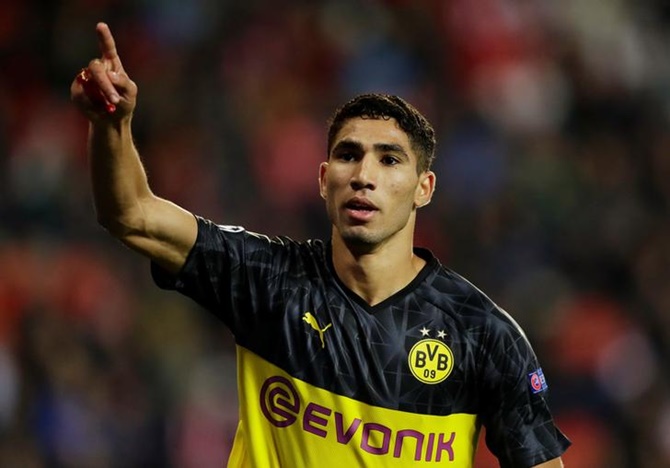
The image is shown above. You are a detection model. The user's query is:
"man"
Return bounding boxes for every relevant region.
[71,22,570,467]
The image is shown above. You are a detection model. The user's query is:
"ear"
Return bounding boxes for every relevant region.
[414,171,436,208]
[318,162,329,200]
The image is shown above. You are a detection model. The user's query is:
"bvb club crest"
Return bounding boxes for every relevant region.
[408,327,454,384]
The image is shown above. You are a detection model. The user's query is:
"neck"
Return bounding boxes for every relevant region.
[330,233,426,306]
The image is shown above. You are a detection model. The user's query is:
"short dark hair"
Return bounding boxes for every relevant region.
[327,93,436,172]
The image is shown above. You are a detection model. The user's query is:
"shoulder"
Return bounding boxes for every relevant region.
[194,216,328,267]
[422,255,528,340]
[197,216,323,249]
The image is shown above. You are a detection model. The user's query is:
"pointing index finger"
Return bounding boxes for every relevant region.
[96,22,123,72]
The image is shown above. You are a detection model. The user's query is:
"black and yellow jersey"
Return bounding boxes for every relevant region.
[152,217,570,467]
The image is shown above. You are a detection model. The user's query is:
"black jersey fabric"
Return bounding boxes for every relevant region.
[152,216,570,467]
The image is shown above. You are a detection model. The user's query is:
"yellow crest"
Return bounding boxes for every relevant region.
[408,339,454,384]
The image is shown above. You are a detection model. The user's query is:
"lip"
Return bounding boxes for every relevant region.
[343,197,378,222]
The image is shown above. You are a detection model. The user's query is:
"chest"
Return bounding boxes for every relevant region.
[241,287,483,416]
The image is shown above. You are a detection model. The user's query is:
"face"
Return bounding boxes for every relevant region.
[319,117,435,249]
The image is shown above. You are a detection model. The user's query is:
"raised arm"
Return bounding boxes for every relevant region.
[533,458,564,468]
[71,22,197,273]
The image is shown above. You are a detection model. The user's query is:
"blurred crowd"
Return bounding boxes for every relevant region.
[1,0,670,466]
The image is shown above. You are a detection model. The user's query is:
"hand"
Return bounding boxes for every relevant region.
[71,22,137,121]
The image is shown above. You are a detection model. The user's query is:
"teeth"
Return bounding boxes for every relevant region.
[346,200,375,210]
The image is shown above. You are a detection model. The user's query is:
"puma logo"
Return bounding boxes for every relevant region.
[302,312,332,349]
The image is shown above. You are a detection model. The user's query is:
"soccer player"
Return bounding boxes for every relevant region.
[71,22,570,467]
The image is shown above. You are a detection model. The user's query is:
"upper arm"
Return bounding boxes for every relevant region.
[115,195,198,274]
[533,457,564,468]
[480,314,571,466]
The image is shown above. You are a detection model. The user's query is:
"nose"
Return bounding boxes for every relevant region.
[350,155,376,191]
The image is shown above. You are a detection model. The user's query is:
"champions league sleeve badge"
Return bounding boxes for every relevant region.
[528,368,548,394]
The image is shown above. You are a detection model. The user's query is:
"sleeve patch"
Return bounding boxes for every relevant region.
[217,225,245,233]
[528,368,548,394]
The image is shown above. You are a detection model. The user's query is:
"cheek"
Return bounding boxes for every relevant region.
[324,184,339,215]
[389,178,419,203]
[325,179,340,200]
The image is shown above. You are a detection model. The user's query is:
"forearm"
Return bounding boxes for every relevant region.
[74,23,197,272]
[88,116,153,236]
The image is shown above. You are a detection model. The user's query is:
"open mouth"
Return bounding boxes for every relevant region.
[344,198,378,221]
[345,197,378,211]
[346,201,375,211]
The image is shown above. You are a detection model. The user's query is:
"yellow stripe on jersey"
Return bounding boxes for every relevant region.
[227,346,481,467]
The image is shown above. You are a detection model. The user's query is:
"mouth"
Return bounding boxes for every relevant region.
[344,197,378,222]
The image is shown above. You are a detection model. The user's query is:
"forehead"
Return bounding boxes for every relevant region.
[332,117,414,154]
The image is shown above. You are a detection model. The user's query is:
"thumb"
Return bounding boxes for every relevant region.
[107,69,134,94]
[109,70,121,84]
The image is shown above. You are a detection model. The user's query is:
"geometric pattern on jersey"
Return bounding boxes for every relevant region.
[152,216,571,467]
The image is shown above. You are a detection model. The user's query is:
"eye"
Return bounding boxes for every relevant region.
[336,152,356,162]
[381,155,399,166]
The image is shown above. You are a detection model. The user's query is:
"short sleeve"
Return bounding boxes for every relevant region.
[480,311,571,467]
[150,216,289,332]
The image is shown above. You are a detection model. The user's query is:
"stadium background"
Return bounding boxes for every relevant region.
[1,0,669,466]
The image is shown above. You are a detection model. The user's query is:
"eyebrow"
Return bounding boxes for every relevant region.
[374,143,409,160]
[331,139,410,160]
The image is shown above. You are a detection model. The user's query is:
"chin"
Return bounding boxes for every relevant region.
[340,228,382,248]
